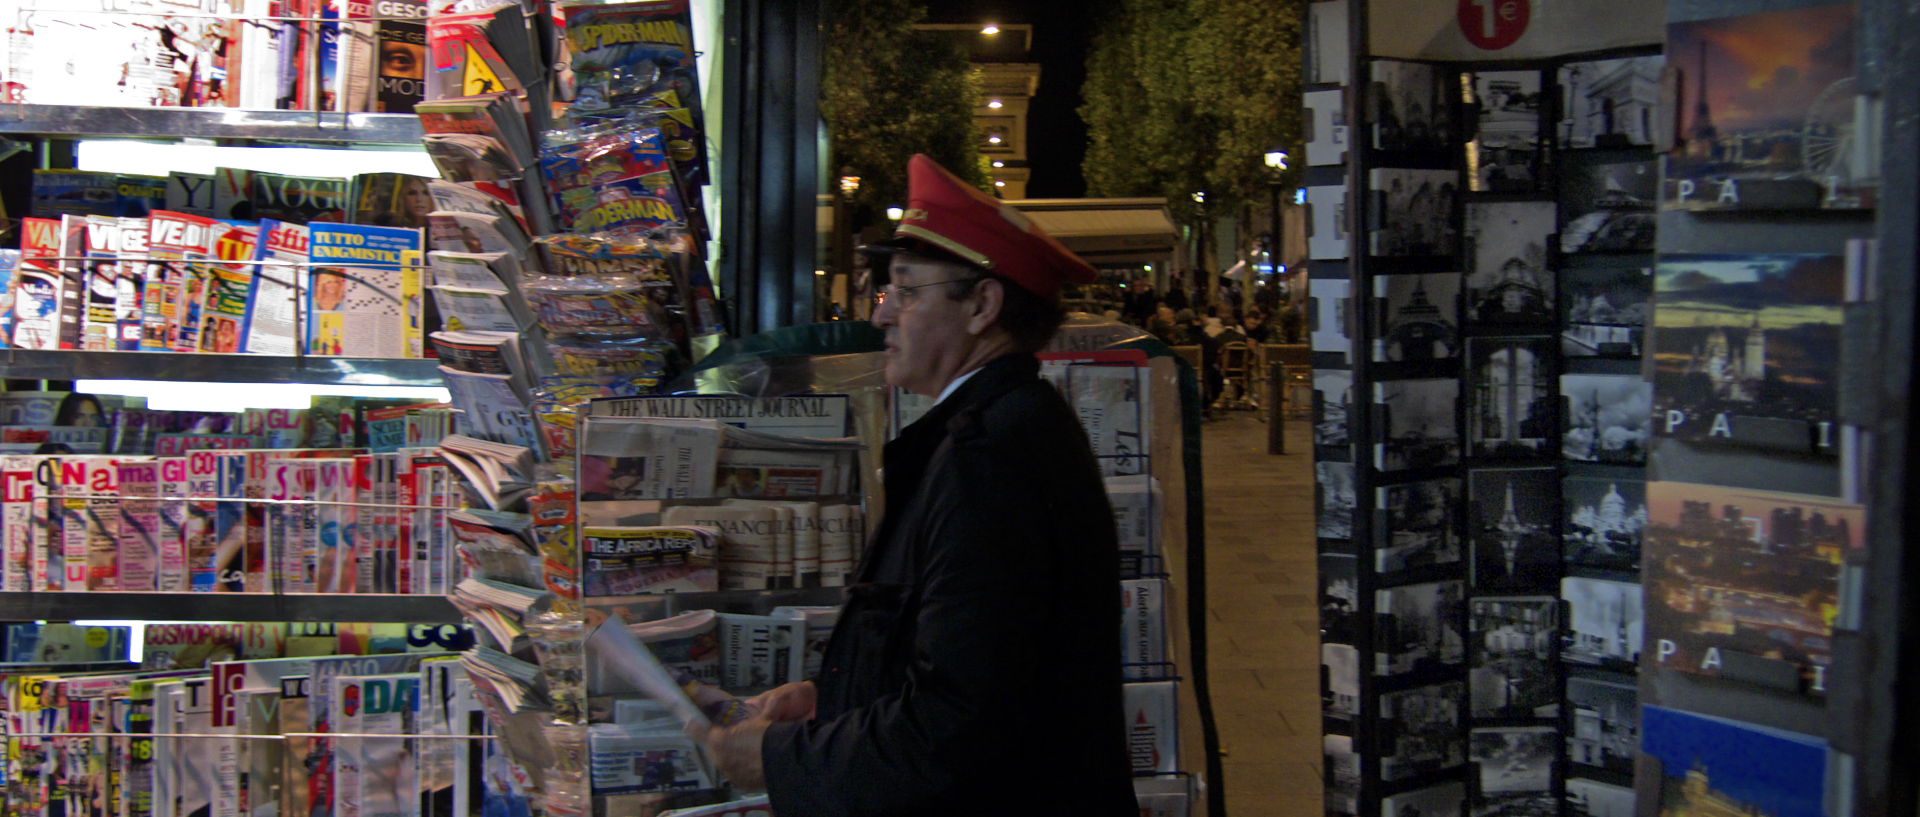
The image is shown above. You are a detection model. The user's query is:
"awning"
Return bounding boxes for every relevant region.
[1009,198,1179,265]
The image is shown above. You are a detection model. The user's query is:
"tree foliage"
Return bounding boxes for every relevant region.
[1080,0,1307,224]
[821,0,988,225]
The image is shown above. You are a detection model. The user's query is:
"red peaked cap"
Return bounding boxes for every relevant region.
[876,154,1097,300]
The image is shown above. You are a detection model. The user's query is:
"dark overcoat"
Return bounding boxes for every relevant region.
[762,353,1139,816]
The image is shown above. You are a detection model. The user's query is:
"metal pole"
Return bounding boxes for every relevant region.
[1268,361,1286,455]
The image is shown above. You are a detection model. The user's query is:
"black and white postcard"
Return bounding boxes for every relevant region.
[1562,266,1650,359]
[1375,579,1466,676]
[1471,727,1559,817]
[1467,71,1544,193]
[1560,156,1656,254]
[1309,184,1351,260]
[1557,56,1662,148]
[1465,202,1555,326]
[1311,276,1352,359]
[1324,642,1360,719]
[1316,369,1352,446]
[1318,461,1357,539]
[1566,778,1635,817]
[1566,675,1637,774]
[1375,273,1461,362]
[1308,1,1350,85]
[1469,596,1559,719]
[1376,378,1462,471]
[1466,336,1556,458]
[1561,576,1643,669]
[1563,476,1645,570]
[1370,168,1459,257]
[1371,59,1453,152]
[1562,374,1651,464]
[1382,782,1466,817]
[1376,478,1460,573]
[1468,468,1560,591]
[1307,88,1350,167]
[1321,552,1359,643]
[1327,734,1361,817]
[1381,681,1466,780]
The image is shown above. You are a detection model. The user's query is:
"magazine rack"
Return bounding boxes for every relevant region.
[1310,1,1918,816]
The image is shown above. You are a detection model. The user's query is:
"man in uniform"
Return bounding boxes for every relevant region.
[698,154,1139,815]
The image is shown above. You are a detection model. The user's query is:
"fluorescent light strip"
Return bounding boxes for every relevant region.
[76,140,438,178]
[76,380,450,412]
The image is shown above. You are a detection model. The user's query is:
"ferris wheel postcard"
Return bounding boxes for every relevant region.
[1661,3,1877,211]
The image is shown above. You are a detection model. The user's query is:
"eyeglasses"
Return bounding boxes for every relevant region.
[873,277,979,308]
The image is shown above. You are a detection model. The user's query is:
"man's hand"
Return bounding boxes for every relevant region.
[696,716,770,790]
[746,680,817,722]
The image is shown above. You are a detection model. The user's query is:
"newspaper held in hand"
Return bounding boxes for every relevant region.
[656,796,771,817]
[586,614,712,731]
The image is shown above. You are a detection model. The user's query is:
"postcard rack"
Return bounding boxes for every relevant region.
[1308,1,1906,816]
[1308,2,1664,816]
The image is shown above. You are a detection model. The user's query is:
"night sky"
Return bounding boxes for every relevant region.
[922,0,1113,198]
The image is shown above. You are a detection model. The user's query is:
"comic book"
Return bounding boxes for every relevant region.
[57,215,90,348]
[306,223,425,358]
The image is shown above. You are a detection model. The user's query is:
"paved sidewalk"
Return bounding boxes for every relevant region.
[1201,413,1321,817]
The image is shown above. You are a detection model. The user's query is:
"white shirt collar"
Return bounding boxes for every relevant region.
[934,366,985,407]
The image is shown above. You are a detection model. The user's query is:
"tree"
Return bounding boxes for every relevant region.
[1080,0,1306,224]
[821,0,989,226]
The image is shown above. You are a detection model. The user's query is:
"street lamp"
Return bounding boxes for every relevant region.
[886,206,905,221]
[981,24,1000,35]
[987,99,1003,109]
[1263,149,1291,455]
[831,168,862,321]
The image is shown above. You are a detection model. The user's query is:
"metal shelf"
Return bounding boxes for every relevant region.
[0,105,424,143]
[584,586,848,616]
[0,592,461,623]
[0,350,445,387]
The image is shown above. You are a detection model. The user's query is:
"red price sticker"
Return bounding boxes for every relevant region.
[1458,0,1530,51]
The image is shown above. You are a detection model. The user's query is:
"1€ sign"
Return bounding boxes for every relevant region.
[1458,0,1530,50]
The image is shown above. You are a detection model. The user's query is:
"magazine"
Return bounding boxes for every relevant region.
[15,217,68,350]
[245,220,308,355]
[306,223,425,358]
[202,223,260,353]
